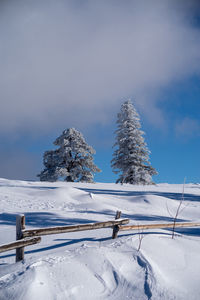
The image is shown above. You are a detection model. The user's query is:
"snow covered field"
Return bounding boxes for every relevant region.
[0,178,200,299]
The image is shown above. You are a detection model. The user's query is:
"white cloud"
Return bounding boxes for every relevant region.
[0,0,200,135]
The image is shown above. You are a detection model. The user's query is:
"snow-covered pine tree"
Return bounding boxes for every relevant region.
[111,100,157,184]
[38,128,101,182]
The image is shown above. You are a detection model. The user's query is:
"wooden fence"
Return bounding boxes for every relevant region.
[0,211,200,263]
[0,211,129,262]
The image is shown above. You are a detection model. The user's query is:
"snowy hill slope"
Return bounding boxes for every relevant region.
[0,178,200,299]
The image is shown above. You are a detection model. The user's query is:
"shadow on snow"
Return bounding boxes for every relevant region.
[0,211,187,227]
[0,184,58,190]
[0,212,95,227]
[1,228,200,262]
[77,187,200,202]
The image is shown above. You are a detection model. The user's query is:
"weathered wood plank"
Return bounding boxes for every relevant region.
[119,222,200,231]
[0,237,41,254]
[22,219,130,238]
[112,211,121,239]
[16,214,25,262]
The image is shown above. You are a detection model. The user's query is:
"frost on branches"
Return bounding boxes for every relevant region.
[38,128,101,182]
[111,100,157,185]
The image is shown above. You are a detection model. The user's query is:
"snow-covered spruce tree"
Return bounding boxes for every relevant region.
[38,128,101,182]
[111,100,157,184]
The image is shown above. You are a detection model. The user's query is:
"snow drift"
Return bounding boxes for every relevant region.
[0,179,200,299]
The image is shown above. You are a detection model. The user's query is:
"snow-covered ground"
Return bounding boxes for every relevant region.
[0,178,200,299]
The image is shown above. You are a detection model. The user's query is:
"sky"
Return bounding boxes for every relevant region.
[0,0,200,184]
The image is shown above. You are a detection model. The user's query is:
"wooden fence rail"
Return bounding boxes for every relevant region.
[119,221,200,231]
[22,218,129,238]
[0,237,41,254]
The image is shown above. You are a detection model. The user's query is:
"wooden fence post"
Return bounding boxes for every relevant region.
[16,214,25,262]
[112,211,121,239]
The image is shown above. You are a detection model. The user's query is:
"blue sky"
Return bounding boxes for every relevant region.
[0,0,200,183]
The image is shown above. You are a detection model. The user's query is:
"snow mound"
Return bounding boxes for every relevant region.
[0,179,200,299]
